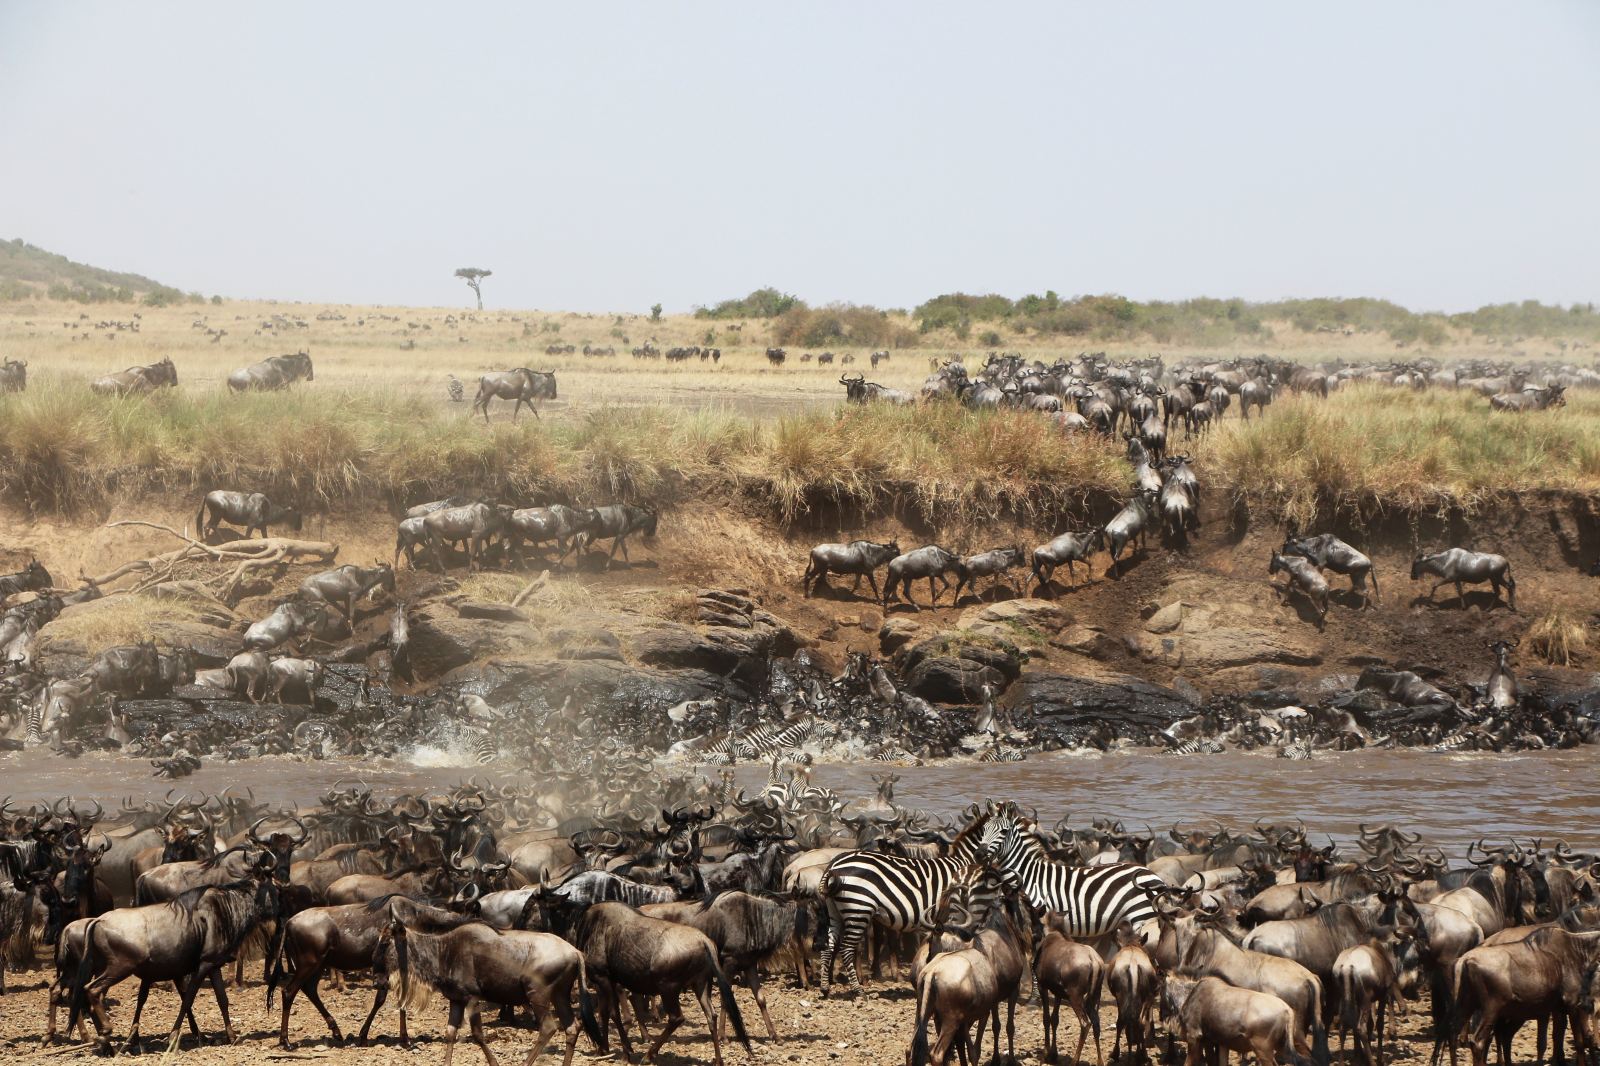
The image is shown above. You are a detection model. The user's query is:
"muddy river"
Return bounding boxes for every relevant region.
[5,746,1593,850]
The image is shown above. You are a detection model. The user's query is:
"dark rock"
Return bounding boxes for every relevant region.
[407,609,537,680]
[893,632,1023,704]
[1006,670,1197,745]
[878,617,925,655]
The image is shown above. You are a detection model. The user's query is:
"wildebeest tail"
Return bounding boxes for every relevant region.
[575,954,603,1049]
[265,918,292,1008]
[707,944,751,1055]
[194,496,209,538]
[910,971,937,1066]
[64,917,100,1039]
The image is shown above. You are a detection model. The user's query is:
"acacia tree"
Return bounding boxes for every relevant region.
[455,267,492,310]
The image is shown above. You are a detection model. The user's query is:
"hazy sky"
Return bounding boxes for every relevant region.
[2,3,1596,313]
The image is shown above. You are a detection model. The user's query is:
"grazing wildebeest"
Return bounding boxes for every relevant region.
[1411,548,1516,610]
[299,563,395,623]
[195,490,303,540]
[575,504,657,568]
[227,351,314,391]
[0,357,26,392]
[1270,551,1331,623]
[424,501,513,573]
[1283,534,1379,608]
[802,539,901,599]
[1103,490,1158,576]
[573,901,751,1066]
[766,347,786,366]
[90,357,178,396]
[1489,384,1566,412]
[1029,530,1104,592]
[0,559,52,608]
[953,546,1026,602]
[471,367,557,421]
[883,545,968,610]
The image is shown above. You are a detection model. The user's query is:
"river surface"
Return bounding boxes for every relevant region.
[5,746,1594,852]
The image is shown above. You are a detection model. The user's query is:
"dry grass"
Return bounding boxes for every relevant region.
[45,593,213,648]
[4,300,1600,527]
[1525,607,1590,666]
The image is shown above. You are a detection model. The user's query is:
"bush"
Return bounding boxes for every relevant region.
[979,329,1002,347]
[695,287,804,319]
[772,303,898,348]
[650,303,662,322]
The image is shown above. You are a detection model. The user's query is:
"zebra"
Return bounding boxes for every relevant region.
[817,811,1004,995]
[979,738,1025,763]
[701,711,815,763]
[446,374,465,402]
[1164,738,1225,756]
[467,729,498,765]
[1277,739,1314,760]
[988,811,1167,944]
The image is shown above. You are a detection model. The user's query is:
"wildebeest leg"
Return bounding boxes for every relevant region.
[299,974,344,1047]
[745,963,779,1042]
[356,971,390,1045]
[520,986,560,1065]
[209,966,238,1043]
[865,572,884,601]
[441,1000,468,1066]
[1455,580,1466,606]
[927,576,939,606]
[645,994,687,1065]
[1427,580,1449,602]
[466,1006,502,1066]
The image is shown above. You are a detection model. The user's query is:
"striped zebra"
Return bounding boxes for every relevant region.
[978,739,1025,763]
[989,812,1166,943]
[702,711,815,763]
[817,812,1003,995]
[466,728,497,765]
[446,374,465,402]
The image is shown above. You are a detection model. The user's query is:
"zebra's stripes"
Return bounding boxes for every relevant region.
[817,812,1002,994]
[467,730,497,765]
[990,815,1165,941]
[703,712,815,763]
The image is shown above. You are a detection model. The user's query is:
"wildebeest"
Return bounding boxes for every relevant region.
[802,539,900,599]
[377,917,602,1066]
[766,347,786,366]
[394,516,429,569]
[267,658,326,704]
[0,559,53,608]
[1283,534,1379,608]
[424,501,513,573]
[575,504,657,568]
[1486,638,1519,712]
[1270,551,1331,623]
[299,563,395,623]
[1489,384,1566,412]
[1240,377,1275,419]
[195,490,303,540]
[471,367,557,421]
[0,357,26,392]
[1035,917,1106,1066]
[953,546,1026,602]
[1411,549,1516,610]
[573,901,751,1066]
[1029,530,1104,592]
[883,545,968,610]
[243,601,321,652]
[1159,480,1199,547]
[1108,926,1160,1064]
[228,351,314,391]
[839,373,914,405]
[1452,925,1600,1066]
[90,357,178,397]
[65,860,281,1052]
[1103,490,1158,576]
[269,894,477,1049]
[638,891,799,1042]
[505,505,597,567]
[1164,975,1311,1066]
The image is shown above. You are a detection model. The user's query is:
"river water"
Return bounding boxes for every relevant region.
[5,745,1593,852]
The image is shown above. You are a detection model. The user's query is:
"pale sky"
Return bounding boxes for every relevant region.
[1,2,1596,314]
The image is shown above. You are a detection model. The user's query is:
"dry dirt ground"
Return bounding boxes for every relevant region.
[2,482,1594,701]
[0,963,1568,1066]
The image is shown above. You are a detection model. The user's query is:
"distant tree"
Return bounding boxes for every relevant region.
[455,267,492,310]
[650,302,663,322]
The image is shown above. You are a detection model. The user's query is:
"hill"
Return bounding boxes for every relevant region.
[0,238,186,304]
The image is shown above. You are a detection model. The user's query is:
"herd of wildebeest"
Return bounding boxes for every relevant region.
[1,776,1599,1066]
